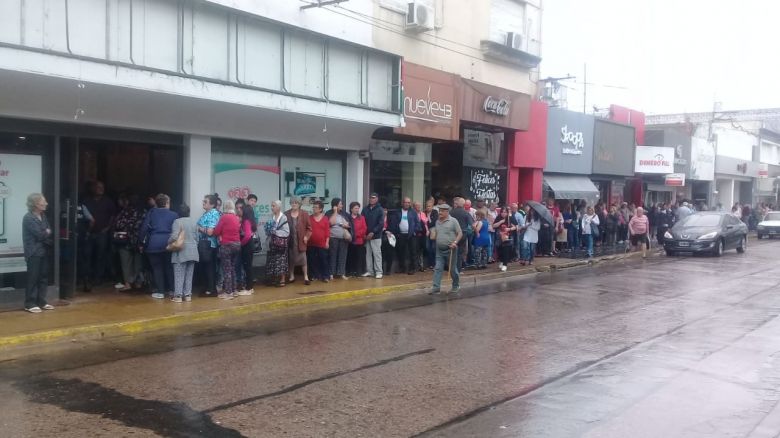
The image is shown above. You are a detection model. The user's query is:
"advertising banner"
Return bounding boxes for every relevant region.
[464,167,504,204]
[0,154,43,273]
[690,138,715,181]
[634,146,674,174]
[665,173,686,187]
[213,162,279,261]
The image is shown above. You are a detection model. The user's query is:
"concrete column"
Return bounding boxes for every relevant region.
[346,151,364,205]
[184,135,212,212]
[401,161,425,203]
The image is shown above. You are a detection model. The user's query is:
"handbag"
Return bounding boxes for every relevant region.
[166,229,185,252]
[270,217,289,250]
[591,219,601,238]
[343,229,352,241]
[112,231,129,246]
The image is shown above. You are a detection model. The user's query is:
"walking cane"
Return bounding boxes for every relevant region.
[447,246,456,290]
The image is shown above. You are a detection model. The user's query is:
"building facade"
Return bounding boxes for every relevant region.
[0,0,403,297]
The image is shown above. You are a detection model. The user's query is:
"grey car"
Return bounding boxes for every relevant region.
[663,212,748,257]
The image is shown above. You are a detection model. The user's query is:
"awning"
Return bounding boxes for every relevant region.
[543,175,600,200]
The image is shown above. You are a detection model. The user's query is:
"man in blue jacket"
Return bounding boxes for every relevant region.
[388,197,421,275]
[361,193,385,279]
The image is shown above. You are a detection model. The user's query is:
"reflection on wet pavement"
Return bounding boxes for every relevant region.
[2,240,780,437]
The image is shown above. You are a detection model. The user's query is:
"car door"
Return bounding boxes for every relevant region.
[724,216,740,248]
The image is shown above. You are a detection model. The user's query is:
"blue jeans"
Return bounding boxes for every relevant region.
[568,226,579,251]
[426,238,436,268]
[585,234,594,256]
[514,233,522,259]
[432,247,459,290]
[521,241,536,263]
[488,232,495,261]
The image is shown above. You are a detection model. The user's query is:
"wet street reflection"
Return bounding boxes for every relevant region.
[2,240,780,437]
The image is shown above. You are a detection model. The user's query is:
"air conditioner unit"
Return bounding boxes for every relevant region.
[506,31,524,50]
[406,1,435,32]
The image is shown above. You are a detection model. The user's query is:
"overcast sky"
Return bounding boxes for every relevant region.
[541,0,780,115]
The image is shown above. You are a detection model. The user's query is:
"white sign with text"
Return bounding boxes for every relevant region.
[635,146,675,174]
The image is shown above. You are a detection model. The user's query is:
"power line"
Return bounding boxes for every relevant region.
[329,2,488,53]
[296,0,518,66]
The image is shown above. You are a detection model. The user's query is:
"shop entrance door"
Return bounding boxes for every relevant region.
[55,137,80,299]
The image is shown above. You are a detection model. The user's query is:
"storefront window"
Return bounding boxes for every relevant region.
[0,133,54,299]
[370,141,431,209]
[212,146,345,266]
[463,129,505,169]
[280,156,343,210]
[462,129,507,204]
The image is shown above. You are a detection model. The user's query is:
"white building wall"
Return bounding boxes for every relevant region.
[213,0,541,95]
[184,135,213,212]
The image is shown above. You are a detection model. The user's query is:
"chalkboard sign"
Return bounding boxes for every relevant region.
[464,167,504,203]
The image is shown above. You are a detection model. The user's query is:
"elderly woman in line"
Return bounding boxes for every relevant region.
[285,196,312,285]
[213,200,241,299]
[22,193,54,313]
[265,200,291,287]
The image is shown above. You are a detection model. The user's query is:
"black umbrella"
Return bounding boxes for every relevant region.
[526,200,554,224]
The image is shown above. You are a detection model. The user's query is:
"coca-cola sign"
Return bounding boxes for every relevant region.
[483,96,511,117]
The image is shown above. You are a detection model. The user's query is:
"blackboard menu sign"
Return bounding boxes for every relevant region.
[464,167,504,204]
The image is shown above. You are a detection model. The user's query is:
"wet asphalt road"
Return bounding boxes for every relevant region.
[2,239,780,437]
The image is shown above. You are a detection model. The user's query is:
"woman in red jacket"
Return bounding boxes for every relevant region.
[306,201,331,282]
[346,202,367,276]
[213,200,241,299]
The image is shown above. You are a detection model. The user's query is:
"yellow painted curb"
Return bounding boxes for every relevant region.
[0,282,428,351]
[0,253,629,351]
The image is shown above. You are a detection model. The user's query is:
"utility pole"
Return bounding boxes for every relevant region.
[583,63,587,114]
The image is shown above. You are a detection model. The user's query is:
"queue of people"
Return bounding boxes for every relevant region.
[28,181,771,312]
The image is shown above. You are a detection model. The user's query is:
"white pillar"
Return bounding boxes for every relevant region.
[346,151,365,205]
[184,135,212,212]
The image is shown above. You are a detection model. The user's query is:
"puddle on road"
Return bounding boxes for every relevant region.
[14,376,245,438]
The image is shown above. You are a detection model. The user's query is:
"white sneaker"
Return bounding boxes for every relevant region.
[361,272,372,278]
[237,289,253,296]
[151,293,165,299]
[375,274,383,279]
[114,283,125,289]
[500,265,507,272]
[341,275,349,280]
[25,306,42,313]
[42,304,55,310]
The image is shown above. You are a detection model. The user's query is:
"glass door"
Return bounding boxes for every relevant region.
[55,137,79,299]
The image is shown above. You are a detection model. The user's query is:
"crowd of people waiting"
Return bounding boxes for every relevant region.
[20,179,778,312]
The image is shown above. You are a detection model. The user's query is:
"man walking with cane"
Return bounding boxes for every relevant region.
[429,204,463,295]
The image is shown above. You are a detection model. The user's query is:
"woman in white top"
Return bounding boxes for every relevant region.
[521,210,541,265]
[581,206,601,257]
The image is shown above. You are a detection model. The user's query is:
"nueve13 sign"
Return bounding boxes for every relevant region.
[404,86,453,123]
[560,125,585,155]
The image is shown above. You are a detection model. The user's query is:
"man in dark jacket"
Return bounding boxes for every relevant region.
[450,197,474,269]
[361,193,384,279]
[388,197,421,275]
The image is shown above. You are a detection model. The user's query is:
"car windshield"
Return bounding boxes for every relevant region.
[764,212,780,221]
[679,214,722,227]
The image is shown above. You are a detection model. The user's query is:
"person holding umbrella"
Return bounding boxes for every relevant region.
[520,209,541,266]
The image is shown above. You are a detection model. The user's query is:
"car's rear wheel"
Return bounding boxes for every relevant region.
[665,250,675,256]
[714,239,724,257]
[737,235,747,253]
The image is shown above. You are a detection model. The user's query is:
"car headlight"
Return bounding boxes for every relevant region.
[698,231,718,240]
[664,231,673,239]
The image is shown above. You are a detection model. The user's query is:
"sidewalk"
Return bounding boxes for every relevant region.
[0,251,647,353]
